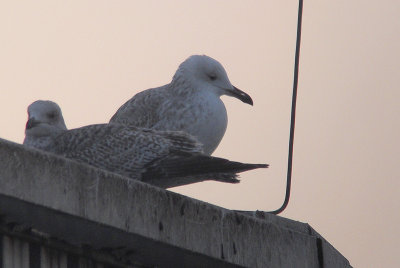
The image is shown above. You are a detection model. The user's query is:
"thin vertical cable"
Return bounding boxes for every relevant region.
[269,0,303,215]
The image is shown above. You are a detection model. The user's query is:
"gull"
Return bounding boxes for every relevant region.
[110,55,253,155]
[24,100,268,188]
[23,100,67,149]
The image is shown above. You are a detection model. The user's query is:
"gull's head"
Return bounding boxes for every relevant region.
[25,100,67,138]
[174,55,253,105]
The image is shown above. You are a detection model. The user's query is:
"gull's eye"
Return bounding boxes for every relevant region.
[208,74,217,81]
[47,112,56,119]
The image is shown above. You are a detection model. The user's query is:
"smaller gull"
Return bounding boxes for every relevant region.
[24,100,268,188]
[23,100,67,149]
[110,55,253,155]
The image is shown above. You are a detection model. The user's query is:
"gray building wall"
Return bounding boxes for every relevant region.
[0,234,130,268]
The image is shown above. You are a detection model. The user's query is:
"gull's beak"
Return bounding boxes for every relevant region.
[226,86,253,106]
[26,117,39,130]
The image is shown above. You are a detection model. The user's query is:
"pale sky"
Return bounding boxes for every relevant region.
[1,1,399,267]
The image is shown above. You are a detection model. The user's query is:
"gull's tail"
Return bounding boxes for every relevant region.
[142,152,268,188]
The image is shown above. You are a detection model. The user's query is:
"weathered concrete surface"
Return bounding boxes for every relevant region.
[237,211,352,268]
[0,138,352,267]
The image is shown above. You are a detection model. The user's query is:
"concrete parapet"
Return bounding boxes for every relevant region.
[0,138,351,267]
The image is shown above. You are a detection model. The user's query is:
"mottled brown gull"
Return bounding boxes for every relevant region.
[23,100,268,188]
[110,55,253,155]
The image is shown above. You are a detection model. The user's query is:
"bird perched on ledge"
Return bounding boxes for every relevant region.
[24,100,268,188]
[110,55,253,155]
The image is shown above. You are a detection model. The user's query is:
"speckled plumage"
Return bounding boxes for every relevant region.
[24,100,268,188]
[110,55,254,155]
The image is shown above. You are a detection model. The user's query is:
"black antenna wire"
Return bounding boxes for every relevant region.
[269,0,303,214]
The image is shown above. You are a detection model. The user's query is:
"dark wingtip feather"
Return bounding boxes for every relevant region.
[247,163,269,169]
[142,153,268,184]
[212,173,240,184]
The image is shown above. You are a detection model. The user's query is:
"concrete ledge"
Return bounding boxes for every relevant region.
[236,211,352,268]
[0,138,351,267]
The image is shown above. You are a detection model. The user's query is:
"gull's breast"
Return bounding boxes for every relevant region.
[153,90,228,155]
[186,92,228,155]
